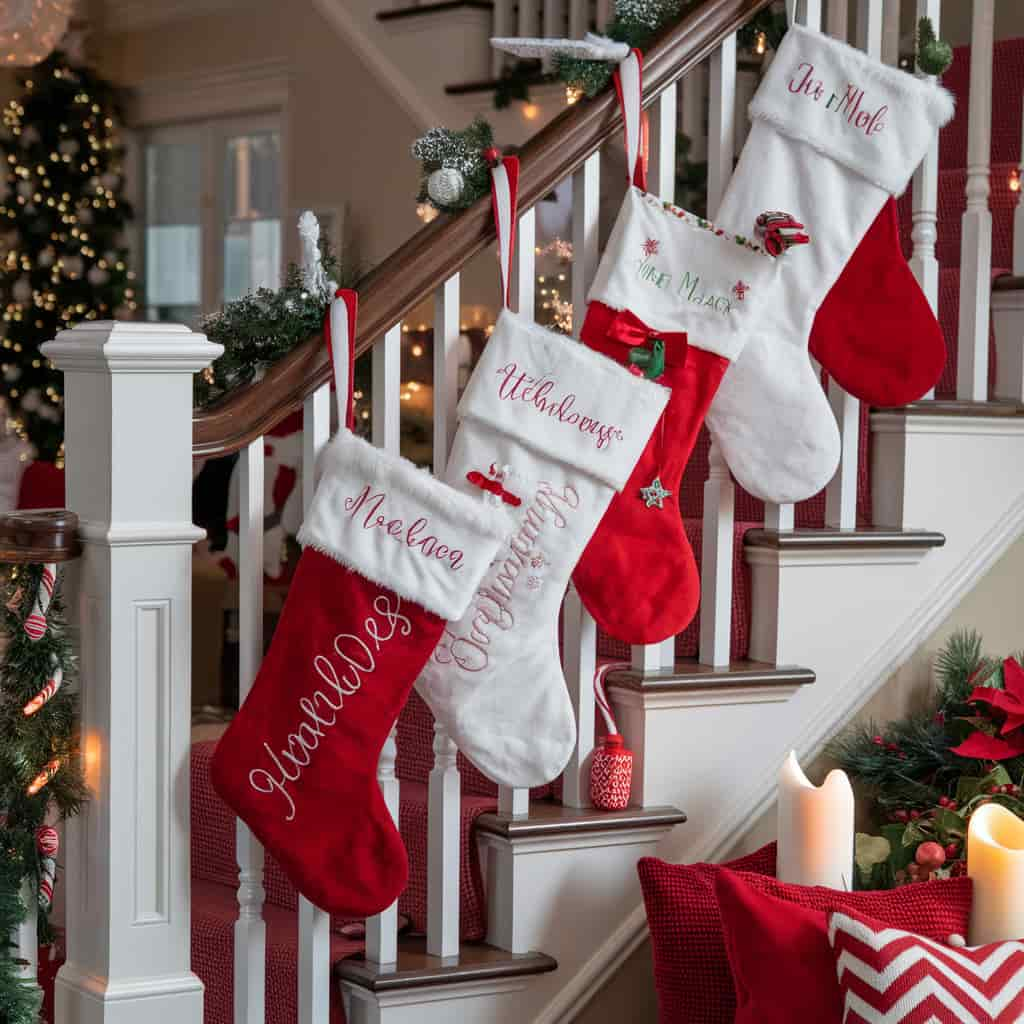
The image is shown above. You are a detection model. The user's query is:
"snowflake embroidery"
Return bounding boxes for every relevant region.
[527,576,542,591]
[641,237,660,257]
[530,553,545,569]
[732,280,749,301]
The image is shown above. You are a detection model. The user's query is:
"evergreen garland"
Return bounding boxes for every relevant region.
[0,51,136,463]
[0,561,84,1017]
[411,118,496,214]
[194,237,353,407]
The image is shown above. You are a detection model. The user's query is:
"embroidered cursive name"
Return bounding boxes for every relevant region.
[788,62,888,137]
[635,260,733,315]
[247,594,412,821]
[433,481,579,673]
[495,363,625,450]
[344,485,464,570]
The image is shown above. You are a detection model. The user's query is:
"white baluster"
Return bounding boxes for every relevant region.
[881,0,901,65]
[651,83,678,204]
[562,585,597,807]
[568,0,587,43]
[16,877,38,984]
[433,277,460,468]
[373,325,402,453]
[492,0,512,78]
[427,723,460,958]
[298,385,331,1024]
[764,502,795,531]
[910,0,941,399]
[707,35,736,217]
[856,0,883,58]
[564,156,601,800]
[426,273,462,960]
[699,441,734,668]
[572,152,600,320]
[498,786,530,816]
[235,437,267,1024]
[824,383,860,528]
[827,0,849,40]
[957,0,994,401]
[518,0,538,36]
[513,208,536,320]
[681,62,706,164]
[45,323,214,1024]
[364,327,404,966]
[798,0,823,30]
[365,728,400,966]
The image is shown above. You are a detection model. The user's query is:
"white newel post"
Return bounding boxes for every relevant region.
[42,321,222,1024]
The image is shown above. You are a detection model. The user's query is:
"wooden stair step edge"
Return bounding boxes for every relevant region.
[743,527,946,551]
[475,801,687,841]
[336,938,557,992]
[606,659,816,694]
[878,398,1024,417]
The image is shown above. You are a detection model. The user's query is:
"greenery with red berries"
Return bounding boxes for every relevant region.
[829,629,1024,889]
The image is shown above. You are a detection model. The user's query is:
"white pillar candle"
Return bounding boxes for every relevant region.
[968,802,1024,945]
[777,750,855,889]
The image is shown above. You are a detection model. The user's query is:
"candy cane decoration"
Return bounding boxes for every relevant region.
[24,562,57,641]
[593,660,630,736]
[22,654,63,717]
[38,856,56,910]
[35,825,59,858]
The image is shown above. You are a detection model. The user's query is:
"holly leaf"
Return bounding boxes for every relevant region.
[984,765,1014,787]
[956,776,985,803]
[855,833,892,873]
[932,808,967,841]
[881,823,914,872]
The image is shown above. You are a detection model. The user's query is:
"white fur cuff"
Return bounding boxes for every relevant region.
[750,23,954,195]
[588,188,781,361]
[458,311,669,491]
[298,431,510,621]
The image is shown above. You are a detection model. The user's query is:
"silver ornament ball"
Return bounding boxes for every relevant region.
[427,167,465,207]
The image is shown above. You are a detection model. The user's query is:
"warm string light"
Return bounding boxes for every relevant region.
[1010,168,1021,194]
[522,102,540,121]
[416,201,438,223]
[755,31,767,55]
[565,85,583,106]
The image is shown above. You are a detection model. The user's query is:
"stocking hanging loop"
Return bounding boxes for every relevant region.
[489,154,520,309]
[613,49,646,190]
[326,288,357,430]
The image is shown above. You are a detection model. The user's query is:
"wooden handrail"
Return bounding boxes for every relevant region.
[192,0,773,458]
[0,509,81,563]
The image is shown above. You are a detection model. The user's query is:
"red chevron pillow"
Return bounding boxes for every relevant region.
[828,907,1024,1023]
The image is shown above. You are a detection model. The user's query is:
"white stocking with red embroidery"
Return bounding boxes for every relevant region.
[414,157,669,789]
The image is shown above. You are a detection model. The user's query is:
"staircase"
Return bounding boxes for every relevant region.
[12,1,1024,1023]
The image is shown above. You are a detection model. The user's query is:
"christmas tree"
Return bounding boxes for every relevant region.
[0,50,136,464]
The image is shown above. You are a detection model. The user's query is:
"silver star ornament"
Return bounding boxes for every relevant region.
[640,477,672,509]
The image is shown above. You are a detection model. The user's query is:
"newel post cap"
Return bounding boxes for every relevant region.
[41,320,223,374]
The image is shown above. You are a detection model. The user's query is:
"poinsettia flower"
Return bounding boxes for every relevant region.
[951,729,1024,761]
[966,658,1024,735]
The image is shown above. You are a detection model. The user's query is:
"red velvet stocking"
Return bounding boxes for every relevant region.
[211,430,506,915]
[809,198,946,407]
[571,301,729,645]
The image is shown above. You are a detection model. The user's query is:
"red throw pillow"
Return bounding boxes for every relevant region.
[716,869,975,1024]
[828,906,1024,1023]
[637,845,777,1024]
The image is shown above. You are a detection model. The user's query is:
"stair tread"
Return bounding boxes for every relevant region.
[881,400,1024,417]
[336,938,557,992]
[744,527,946,550]
[606,658,815,692]
[475,801,686,839]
